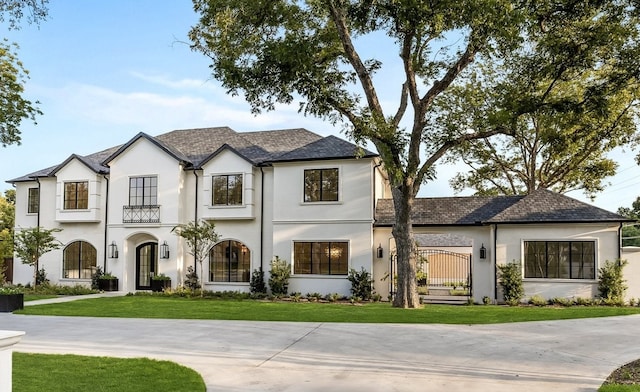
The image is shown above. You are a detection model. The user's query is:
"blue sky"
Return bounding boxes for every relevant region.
[0,1,637,211]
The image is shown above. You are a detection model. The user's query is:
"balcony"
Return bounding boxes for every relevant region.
[123,205,160,224]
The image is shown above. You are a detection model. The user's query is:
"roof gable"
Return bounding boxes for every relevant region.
[50,154,109,176]
[103,132,190,166]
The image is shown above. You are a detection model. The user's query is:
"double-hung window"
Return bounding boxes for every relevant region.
[524,241,595,279]
[212,174,242,206]
[304,168,338,202]
[64,181,88,210]
[294,241,348,275]
[28,187,39,213]
[129,176,157,206]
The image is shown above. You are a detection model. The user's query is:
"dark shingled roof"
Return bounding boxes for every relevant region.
[375,188,630,226]
[8,127,376,183]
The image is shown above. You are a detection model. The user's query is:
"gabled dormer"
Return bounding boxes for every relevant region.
[103,132,190,226]
[52,154,108,223]
[199,144,256,220]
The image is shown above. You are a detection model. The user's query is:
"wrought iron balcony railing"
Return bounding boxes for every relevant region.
[123,205,160,223]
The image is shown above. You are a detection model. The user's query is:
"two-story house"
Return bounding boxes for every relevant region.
[10,127,384,295]
[9,126,639,303]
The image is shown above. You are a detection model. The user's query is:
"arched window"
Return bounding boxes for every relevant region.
[63,241,97,279]
[209,240,250,282]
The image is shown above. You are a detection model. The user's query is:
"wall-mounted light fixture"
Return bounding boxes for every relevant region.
[109,241,118,259]
[160,241,170,259]
[377,244,383,259]
[479,244,487,260]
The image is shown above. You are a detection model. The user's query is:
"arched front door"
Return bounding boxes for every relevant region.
[136,242,158,290]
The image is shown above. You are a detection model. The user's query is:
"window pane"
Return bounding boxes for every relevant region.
[212,176,228,205]
[321,169,339,201]
[304,170,321,202]
[228,175,243,205]
[77,182,88,209]
[330,242,348,275]
[28,188,39,213]
[294,242,311,274]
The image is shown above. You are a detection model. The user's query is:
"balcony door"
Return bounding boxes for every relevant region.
[136,242,158,290]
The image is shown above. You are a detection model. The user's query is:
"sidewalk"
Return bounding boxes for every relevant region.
[24,291,128,306]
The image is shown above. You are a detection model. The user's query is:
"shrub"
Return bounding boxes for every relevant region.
[528,295,547,307]
[36,268,49,285]
[482,296,491,305]
[347,267,373,301]
[575,297,594,306]
[326,292,341,302]
[268,256,290,296]
[550,297,574,307]
[184,266,201,291]
[306,292,322,302]
[497,261,524,306]
[91,266,104,290]
[250,269,266,295]
[598,259,628,302]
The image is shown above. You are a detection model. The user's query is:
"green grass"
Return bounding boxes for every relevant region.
[600,385,640,391]
[13,353,205,392]
[15,296,640,324]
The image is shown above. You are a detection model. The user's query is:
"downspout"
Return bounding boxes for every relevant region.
[35,178,41,275]
[618,222,623,260]
[493,224,498,301]
[193,170,198,270]
[260,166,265,272]
[103,175,109,271]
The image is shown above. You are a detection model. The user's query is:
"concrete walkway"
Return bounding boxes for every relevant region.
[3,294,640,391]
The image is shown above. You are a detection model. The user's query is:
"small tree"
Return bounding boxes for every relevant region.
[13,226,62,288]
[250,268,266,296]
[598,259,628,304]
[347,267,373,301]
[497,261,524,306]
[268,256,290,296]
[172,219,219,297]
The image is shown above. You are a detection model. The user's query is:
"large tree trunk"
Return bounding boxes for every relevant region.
[391,184,420,308]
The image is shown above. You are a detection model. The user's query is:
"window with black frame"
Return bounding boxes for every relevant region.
[209,240,250,282]
[63,181,88,210]
[63,241,97,279]
[524,241,595,279]
[212,174,243,206]
[293,241,348,275]
[303,168,338,202]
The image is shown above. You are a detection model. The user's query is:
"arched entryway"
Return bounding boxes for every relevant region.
[136,242,158,290]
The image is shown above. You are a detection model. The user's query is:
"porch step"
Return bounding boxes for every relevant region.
[420,295,470,305]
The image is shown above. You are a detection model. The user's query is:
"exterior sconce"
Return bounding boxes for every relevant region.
[160,241,170,259]
[479,244,487,260]
[377,244,383,259]
[109,241,119,259]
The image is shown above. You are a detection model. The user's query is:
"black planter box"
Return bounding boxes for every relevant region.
[98,278,119,291]
[0,293,24,312]
[151,279,171,292]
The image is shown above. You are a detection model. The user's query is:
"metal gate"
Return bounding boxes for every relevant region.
[390,249,472,297]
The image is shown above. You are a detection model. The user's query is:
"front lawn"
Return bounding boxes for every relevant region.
[15,295,640,324]
[13,353,205,392]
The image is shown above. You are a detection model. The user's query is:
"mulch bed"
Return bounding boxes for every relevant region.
[604,359,640,385]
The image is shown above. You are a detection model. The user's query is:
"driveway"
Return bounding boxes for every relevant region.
[2,311,640,391]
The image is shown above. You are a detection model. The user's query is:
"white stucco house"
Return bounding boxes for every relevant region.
[8,126,638,303]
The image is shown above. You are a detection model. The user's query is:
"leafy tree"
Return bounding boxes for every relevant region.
[13,226,61,288]
[189,0,640,308]
[0,189,15,259]
[442,43,639,198]
[0,0,48,146]
[172,219,220,296]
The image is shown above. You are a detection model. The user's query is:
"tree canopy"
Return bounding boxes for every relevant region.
[190,0,640,307]
[172,219,220,295]
[14,226,61,287]
[0,0,47,147]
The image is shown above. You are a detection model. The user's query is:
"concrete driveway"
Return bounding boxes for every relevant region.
[2,311,640,391]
